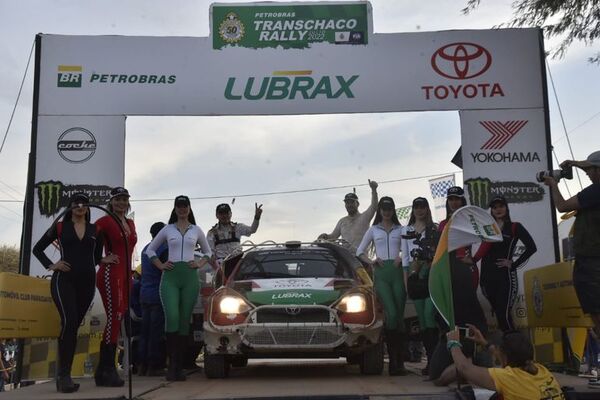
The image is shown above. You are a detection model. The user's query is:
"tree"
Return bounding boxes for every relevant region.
[0,244,20,273]
[464,0,600,63]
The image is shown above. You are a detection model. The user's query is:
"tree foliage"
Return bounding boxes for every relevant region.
[0,244,20,273]
[464,0,600,63]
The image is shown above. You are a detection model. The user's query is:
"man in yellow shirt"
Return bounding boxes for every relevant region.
[446,325,565,400]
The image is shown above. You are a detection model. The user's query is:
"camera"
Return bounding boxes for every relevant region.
[402,231,437,262]
[536,164,573,183]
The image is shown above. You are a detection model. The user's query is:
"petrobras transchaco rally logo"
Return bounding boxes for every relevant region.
[57,65,176,88]
[35,180,112,217]
[57,127,97,164]
[471,120,540,164]
[224,70,359,100]
[465,177,545,208]
[422,42,504,100]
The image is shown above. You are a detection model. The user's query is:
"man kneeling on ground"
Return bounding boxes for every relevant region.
[445,325,565,400]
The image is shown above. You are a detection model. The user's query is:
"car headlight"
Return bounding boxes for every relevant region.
[219,295,251,314]
[337,293,367,313]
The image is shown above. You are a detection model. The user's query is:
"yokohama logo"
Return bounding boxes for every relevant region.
[479,120,528,150]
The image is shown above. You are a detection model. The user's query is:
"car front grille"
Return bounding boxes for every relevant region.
[241,305,346,348]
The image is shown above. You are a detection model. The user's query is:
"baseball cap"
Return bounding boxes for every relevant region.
[579,151,600,168]
[379,196,395,210]
[344,193,359,202]
[69,192,90,206]
[216,203,231,213]
[110,187,130,200]
[174,195,190,207]
[412,197,429,207]
[489,195,508,208]
[446,186,465,198]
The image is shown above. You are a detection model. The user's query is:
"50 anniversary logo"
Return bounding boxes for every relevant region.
[35,180,112,217]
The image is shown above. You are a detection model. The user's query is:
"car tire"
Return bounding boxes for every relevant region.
[204,354,230,378]
[346,354,360,365]
[230,356,248,368]
[359,340,384,375]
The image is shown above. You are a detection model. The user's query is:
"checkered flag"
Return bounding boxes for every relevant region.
[429,174,455,199]
[395,205,412,225]
[429,174,456,222]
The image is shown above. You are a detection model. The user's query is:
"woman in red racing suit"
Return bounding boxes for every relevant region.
[94,187,137,387]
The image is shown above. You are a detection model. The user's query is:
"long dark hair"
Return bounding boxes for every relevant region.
[445,197,467,220]
[408,203,434,227]
[372,197,401,226]
[490,203,512,226]
[168,208,197,225]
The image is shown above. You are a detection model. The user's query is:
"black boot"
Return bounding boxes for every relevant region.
[95,342,124,387]
[175,335,187,381]
[385,329,400,376]
[56,340,80,393]
[395,331,409,376]
[422,328,439,376]
[165,333,178,381]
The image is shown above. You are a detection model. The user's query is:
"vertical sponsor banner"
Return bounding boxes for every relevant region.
[460,108,555,327]
[22,115,125,379]
[428,174,455,222]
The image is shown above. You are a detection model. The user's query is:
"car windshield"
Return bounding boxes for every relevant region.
[235,248,353,281]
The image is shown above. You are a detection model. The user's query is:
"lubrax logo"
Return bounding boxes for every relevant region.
[56,65,176,87]
[422,42,505,101]
[224,70,359,100]
[58,65,82,88]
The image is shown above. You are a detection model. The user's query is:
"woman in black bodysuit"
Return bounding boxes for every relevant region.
[473,195,537,331]
[32,193,115,393]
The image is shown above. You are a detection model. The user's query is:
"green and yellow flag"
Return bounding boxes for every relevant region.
[429,206,502,329]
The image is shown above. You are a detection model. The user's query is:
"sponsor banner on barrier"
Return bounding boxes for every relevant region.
[0,273,59,338]
[460,108,555,327]
[211,1,372,49]
[38,29,544,115]
[29,115,125,278]
[524,262,593,328]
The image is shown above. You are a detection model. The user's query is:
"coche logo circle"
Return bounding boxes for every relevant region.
[431,42,492,80]
[56,127,97,163]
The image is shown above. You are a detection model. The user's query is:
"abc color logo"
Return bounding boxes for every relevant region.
[431,43,492,80]
[57,127,97,163]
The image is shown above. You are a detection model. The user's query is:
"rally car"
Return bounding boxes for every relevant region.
[203,241,384,378]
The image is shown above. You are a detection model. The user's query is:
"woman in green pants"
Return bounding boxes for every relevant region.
[357,196,407,376]
[402,197,440,376]
[145,195,211,381]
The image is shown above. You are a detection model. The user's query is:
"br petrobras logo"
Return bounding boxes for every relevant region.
[480,120,528,150]
[431,42,492,80]
[57,127,97,163]
[57,65,82,88]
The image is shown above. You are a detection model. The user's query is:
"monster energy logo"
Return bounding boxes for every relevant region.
[35,180,112,217]
[465,177,545,208]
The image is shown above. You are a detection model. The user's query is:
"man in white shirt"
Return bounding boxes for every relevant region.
[318,179,378,251]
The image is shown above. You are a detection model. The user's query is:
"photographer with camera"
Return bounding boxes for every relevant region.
[401,197,440,376]
[472,196,537,332]
[543,150,600,333]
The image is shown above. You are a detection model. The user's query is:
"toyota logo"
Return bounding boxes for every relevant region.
[57,127,97,163]
[431,42,492,80]
[285,307,301,316]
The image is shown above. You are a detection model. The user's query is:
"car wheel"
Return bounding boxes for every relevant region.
[230,356,248,368]
[359,340,384,375]
[346,354,360,365]
[204,354,230,378]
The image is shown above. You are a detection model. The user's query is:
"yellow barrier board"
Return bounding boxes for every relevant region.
[0,272,60,338]
[524,261,593,328]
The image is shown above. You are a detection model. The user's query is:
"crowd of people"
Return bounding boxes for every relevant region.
[29,150,600,399]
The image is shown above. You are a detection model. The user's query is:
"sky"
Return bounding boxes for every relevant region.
[0,0,599,261]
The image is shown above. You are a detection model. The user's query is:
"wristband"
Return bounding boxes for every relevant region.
[447,340,462,351]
